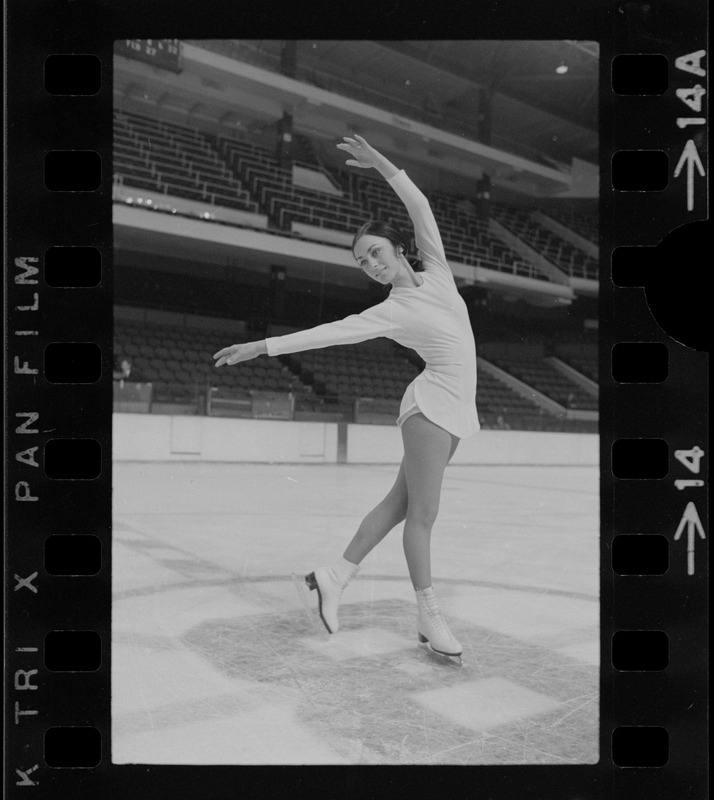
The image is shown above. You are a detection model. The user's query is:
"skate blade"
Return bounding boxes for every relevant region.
[418,635,463,666]
[291,573,323,633]
[304,572,334,634]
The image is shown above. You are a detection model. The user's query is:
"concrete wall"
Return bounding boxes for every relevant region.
[113,414,338,463]
[113,414,598,467]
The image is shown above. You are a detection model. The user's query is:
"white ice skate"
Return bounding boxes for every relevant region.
[416,587,463,665]
[304,558,360,634]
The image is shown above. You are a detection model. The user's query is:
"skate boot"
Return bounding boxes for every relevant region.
[305,557,360,634]
[416,587,463,665]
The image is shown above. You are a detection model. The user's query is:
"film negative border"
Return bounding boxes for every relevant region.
[4,1,708,798]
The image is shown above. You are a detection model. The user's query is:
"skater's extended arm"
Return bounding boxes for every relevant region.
[213,339,267,367]
[214,301,397,365]
[337,135,450,276]
[263,301,397,357]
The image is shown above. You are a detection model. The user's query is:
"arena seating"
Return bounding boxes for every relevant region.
[556,350,598,382]
[113,111,597,282]
[114,317,313,400]
[114,310,598,432]
[113,110,258,212]
[543,206,598,245]
[213,134,367,232]
[112,107,599,432]
[487,353,598,410]
[491,205,598,280]
[281,339,421,403]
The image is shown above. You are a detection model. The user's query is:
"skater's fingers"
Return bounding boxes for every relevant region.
[213,346,235,359]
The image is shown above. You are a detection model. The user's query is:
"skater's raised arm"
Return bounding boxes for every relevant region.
[337,135,450,276]
[337,135,400,181]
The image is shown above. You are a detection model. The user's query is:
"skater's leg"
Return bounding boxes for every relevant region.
[400,413,459,590]
[304,465,408,634]
[342,461,408,565]
[400,415,462,660]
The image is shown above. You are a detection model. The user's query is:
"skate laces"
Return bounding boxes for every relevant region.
[427,606,454,638]
[419,590,455,639]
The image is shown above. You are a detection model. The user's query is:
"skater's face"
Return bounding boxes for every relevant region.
[353,235,404,284]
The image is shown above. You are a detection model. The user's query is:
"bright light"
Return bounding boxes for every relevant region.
[556,62,568,74]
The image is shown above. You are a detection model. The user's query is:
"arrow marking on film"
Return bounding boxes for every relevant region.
[673,501,706,576]
[673,140,706,212]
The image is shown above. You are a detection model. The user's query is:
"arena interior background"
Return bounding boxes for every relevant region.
[111,38,599,464]
[110,39,601,767]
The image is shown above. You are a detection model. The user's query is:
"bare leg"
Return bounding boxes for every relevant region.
[343,462,408,564]
[401,413,459,590]
[307,462,408,634]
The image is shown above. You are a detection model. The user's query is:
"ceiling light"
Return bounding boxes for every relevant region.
[555,62,568,74]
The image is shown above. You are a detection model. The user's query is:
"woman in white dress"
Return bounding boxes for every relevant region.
[214,135,479,663]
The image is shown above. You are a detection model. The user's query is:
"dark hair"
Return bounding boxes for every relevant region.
[352,220,425,272]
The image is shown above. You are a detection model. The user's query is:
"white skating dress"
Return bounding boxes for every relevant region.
[264,170,480,439]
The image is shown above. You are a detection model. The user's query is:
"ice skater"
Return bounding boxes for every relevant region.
[214,135,480,664]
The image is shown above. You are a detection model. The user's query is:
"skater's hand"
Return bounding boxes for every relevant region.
[336,135,382,170]
[213,340,266,367]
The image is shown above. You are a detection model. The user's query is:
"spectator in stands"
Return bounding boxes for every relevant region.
[113,357,147,385]
[214,134,480,665]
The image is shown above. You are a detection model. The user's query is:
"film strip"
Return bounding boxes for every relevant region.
[5,0,708,797]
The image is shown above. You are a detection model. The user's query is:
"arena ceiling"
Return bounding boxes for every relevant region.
[225,39,600,166]
[116,38,600,193]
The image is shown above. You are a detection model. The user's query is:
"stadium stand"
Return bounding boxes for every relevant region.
[112,106,599,433]
[113,110,595,285]
[486,353,597,410]
[554,348,598,383]
[491,205,598,280]
[114,110,258,212]
[213,134,367,232]
[542,206,598,245]
[114,308,597,432]
[115,316,313,402]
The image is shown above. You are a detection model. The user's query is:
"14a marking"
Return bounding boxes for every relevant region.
[673,50,707,212]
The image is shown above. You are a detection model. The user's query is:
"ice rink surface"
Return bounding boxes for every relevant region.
[112,459,599,765]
